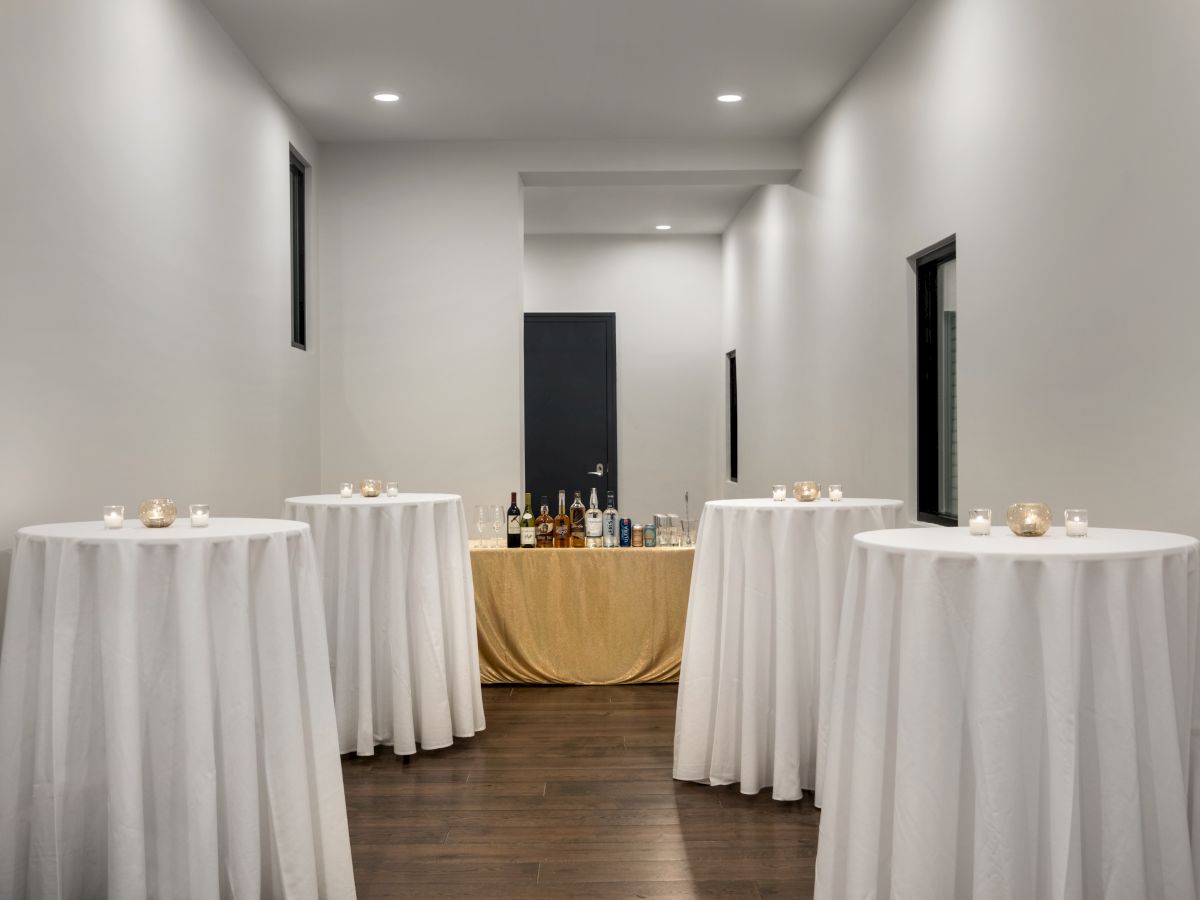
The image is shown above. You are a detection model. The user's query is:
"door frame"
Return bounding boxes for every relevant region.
[523,312,618,502]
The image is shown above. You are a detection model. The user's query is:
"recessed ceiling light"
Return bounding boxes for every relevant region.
[717,94,743,103]
[373,92,401,103]
[655,224,672,231]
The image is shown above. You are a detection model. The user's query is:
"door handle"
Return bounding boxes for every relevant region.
[587,463,606,477]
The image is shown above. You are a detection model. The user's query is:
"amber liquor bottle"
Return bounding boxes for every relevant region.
[553,490,570,548]
[535,496,554,548]
[569,491,586,548]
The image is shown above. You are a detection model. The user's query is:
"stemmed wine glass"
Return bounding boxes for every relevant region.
[475,505,489,546]
[490,505,504,548]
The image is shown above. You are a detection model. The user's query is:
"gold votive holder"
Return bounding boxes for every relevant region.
[1007,502,1051,537]
[793,481,821,502]
[360,479,382,497]
[138,498,177,528]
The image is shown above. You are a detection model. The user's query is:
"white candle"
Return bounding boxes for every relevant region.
[828,488,843,501]
[969,515,991,536]
[340,483,353,498]
[1065,520,1086,537]
[190,510,210,527]
[386,482,399,497]
[771,484,786,501]
[103,511,123,529]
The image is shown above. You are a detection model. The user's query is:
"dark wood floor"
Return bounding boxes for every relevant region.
[342,684,817,899]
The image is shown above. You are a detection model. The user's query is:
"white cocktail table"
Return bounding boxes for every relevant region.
[816,525,1200,899]
[284,493,484,756]
[0,518,356,899]
[673,497,904,800]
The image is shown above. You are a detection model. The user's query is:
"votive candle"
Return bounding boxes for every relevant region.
[828,484,844,502]
[1065,509,1088,537]
[103,505,124,529]
[189,504,210,527]
[968,508,992,536]
[339,482,353,498]
[771,484,787,502]
[386,482,399,497]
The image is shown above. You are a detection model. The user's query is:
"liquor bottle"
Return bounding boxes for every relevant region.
[602,491,618,548]
[520,492,536,548]
[536,496,554,548]
[569,491,586,548]
[506,491,521,548]
[553,490,570,548]
[585,487,603,548]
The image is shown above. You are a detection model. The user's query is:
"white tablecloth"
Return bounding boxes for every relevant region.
[284,493,484,756]
[816,526,1200,900]
[0,518,355,900]
[673,497,904,800]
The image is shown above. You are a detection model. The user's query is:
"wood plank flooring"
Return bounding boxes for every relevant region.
[342,684,817,899]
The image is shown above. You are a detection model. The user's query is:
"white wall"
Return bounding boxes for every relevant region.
[723,0,1200,537]
[317,140,802,520]
[0,0,320,607]
[523,235,724,524]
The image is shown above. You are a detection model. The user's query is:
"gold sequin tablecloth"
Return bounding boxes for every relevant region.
[470,546,694,685]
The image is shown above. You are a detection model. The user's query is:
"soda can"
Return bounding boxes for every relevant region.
[619,518,632,547]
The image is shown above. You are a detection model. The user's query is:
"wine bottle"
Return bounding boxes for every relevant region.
[506,491,521,548]
[602,491,618,548]
[553,490,570,548]
[520,492,536,548]
[585,487,602,548]
[536,496,554,548]
[569,491,586,548]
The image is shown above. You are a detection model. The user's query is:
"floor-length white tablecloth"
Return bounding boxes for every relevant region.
[815,526,1200,900]
[0,518,356,900]
[673,497,904,801]
[284,493,485,756]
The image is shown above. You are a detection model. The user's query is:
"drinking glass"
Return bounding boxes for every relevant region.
[491,505,504,548]
[475,505,489,545]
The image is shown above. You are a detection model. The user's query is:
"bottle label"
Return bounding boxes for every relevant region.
[508,516,520,534]
[521,527,536,546]
[586,517,602,538]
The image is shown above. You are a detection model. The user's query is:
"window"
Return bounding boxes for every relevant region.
[289,149,307,350]
[916,240,957,525]
[727,350,738,482]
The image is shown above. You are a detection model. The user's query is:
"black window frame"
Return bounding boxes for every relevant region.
[915,239,957,526]
[727,350,738,483]
[289,149,307,350]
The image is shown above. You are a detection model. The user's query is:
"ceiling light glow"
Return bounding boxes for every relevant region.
[716,94,743,103]
[373,92,401,102]
[655,224,672,231]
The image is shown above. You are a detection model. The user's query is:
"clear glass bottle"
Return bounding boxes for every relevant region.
[585,487,603,548]
[553,490,570,548]
[602,491,618,548]
[569,491,586,548]
[520,492,536,548]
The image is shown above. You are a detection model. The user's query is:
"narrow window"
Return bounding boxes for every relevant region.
[727,350,738,483]
[916,240,957,525]
[289,149,307,350]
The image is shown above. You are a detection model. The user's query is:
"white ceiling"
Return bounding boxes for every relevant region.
[201,0,917,142]
[524,184,758,235]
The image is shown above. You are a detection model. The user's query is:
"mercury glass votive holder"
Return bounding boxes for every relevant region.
[189,504,210,527]
[103,505,125,529]
[968,508,992,535]
[793,481,821,502]
[1007,502,1052,537]
[771,484,787,502]
[1065,509,1089,537]
[827,484,844,501]
[386,481,399,497]
[138,498,177,528]
[360,479,382,498]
